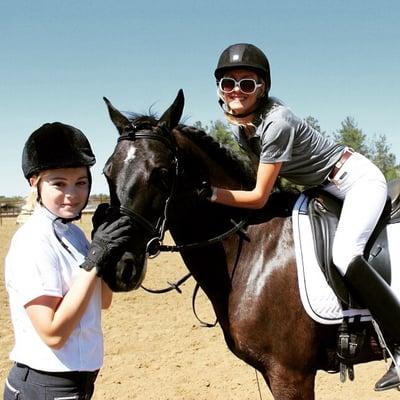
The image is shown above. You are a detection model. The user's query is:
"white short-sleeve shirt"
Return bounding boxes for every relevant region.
[5,206,103,372]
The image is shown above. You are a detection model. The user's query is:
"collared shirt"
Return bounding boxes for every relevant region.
[5,206,103,372]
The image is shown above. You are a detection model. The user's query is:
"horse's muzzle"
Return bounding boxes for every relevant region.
[103,252,147,292]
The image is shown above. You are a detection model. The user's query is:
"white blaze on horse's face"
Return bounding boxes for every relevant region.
[124,145,137,163]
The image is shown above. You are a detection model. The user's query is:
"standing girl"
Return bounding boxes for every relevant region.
[204,43,399,391]
[4,122,131,399]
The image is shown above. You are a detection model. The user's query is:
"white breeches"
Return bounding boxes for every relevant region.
[323,152,387,275]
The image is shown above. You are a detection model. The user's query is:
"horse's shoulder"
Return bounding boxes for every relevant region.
[247,190,298,226]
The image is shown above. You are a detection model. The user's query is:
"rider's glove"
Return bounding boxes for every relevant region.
[91,203,111,239]
[80,216,132,277]
[196,181,214,202]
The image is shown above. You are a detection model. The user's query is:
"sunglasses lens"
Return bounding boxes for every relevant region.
[239,79,257,93]
[220,78,236,92]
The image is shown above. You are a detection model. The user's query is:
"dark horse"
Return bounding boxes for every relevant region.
[101,90,383,399]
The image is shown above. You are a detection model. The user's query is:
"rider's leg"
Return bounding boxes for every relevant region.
[344,255,400,391]
[324,153,397,389]
[344,255,400,339]
[327,155,387,274]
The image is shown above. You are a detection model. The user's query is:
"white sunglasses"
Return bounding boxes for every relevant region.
[218,77,263,94]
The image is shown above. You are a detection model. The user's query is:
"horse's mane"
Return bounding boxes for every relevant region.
[176,124,256,187]
[127,112,256,188]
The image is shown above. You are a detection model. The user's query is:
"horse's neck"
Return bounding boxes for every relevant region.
[174,129,249,189]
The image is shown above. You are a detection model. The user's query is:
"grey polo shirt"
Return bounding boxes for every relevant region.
[232,101,344,186]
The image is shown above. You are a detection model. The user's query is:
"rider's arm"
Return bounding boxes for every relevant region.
[25,268,98,350]
[101,280,113,309]
[211,162,282,209]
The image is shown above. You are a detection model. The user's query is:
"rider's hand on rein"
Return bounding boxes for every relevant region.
[196,181,213,202]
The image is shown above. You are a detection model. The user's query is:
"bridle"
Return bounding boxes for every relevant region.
[113,122,250,314]
[117,125,179,258]
[115,123,250,259]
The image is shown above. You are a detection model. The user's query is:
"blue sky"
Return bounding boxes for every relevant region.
[1,0,399,196]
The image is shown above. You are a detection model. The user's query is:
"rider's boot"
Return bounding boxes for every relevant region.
[375,346,400,391]
[343,255,400,391]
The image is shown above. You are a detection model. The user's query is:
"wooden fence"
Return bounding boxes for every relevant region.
[0,197,109,225]
[0,200,23,224]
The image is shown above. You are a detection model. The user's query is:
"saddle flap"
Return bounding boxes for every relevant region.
[306,189,353,306]
[305,187,392,308]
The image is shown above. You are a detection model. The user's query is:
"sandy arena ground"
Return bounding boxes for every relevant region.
[1,215,400,399]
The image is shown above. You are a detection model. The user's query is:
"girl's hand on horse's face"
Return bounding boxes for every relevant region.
[32,167,90,219]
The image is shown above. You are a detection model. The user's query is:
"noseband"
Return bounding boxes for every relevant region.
[117,126,179,258]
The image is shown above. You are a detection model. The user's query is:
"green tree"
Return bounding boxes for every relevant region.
[208,120,238,149]
[332,116,399,181]
[305,116,326,136]
[371,134,399,181]
[193,120,208,131]
[332,116,370,157]
[198,119,248,160]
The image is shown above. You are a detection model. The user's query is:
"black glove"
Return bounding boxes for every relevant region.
[81,216,132,277]
[90,203,123,239]
[196,181,213,202]
[91,203,110,239]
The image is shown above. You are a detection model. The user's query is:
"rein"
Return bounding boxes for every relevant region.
[158,218,249,252]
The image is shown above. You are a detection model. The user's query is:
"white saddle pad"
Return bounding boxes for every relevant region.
[292,194,371,325]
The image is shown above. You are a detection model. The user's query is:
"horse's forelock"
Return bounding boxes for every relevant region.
[126,113,158,129]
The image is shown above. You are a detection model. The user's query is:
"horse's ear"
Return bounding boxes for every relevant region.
[103,97,131,135]
[158,89,184,131]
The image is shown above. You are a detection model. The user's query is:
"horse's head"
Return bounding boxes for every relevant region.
[102,90,184,291]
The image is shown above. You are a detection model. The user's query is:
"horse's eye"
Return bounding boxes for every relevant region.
[150,168,171,192]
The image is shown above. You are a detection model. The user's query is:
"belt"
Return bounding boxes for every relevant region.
[328,148,354,180]
[14,362,98,385]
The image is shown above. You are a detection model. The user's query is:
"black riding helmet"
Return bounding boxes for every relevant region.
[22,122,96,180]
[22,122,96,221]
[214,43,271,96]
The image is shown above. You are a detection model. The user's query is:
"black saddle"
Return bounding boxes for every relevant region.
[306,178,400,308]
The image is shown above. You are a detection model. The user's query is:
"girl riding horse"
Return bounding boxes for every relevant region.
[201,42,399,391]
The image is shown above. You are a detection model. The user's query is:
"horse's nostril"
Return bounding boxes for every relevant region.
[120,258,136,282]
[114,255,147,291]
